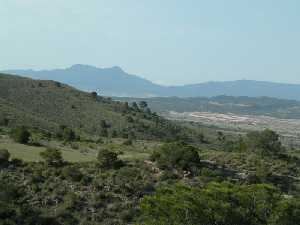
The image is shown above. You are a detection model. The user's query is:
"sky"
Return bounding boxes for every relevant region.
[1,0,300,85]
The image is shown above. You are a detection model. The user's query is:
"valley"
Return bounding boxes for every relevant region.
[167,111,300,140]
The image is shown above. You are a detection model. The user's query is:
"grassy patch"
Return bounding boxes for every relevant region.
[0,136,156,162]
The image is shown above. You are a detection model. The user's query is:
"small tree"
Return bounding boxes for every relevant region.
[247,129,283,155]
[40,148,64,167]
[139,101,148,109]
[198,133,205,143]
[111,130,118,138]
[10,126,31,144]
[123,138,133,146]
[126,116,134,123]
[131,102,139,111]
[145,107,152,115]
[100,120,108,129]
[0,149,10,165]
[63,128,76,142]
[91,91,98,99]
[99,127,108,137]
[217,131,226,142]
[123,102,130,112]
[151,142,201,173]
[0,117,9,126]
[62,166,83,182]
[99,120,109,137]
[97,149,120,168]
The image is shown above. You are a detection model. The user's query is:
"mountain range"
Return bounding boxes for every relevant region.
[3,64,300,101]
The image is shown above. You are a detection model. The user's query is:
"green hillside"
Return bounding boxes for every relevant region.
[0,73,190,141]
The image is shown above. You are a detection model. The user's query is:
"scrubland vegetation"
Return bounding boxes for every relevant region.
[1,74,300,225]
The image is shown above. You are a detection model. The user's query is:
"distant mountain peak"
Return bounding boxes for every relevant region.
[69,64,98,70]
[69,64,124,73]
[110,66,124,72]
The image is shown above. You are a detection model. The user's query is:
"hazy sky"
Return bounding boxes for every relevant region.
[1,0,300,85]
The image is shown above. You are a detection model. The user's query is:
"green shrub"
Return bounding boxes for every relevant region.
[0,117,9,126]
[91,91,98,99]
[70,142,79,150]
[10,158,23,166]
[62,166,83,182]
[0,149,10,165]
[269,198,300,225]
[99,127,108,137]
[138,182,280,225]
[247,129,283,155]
[123,139,133,146]
[97,149,122,169]
[63,128,76,142]
[126,116,134,123]
[139,101,148,109]
[151,142,201,173]
[40,148,64,167]
[10,126,31,144]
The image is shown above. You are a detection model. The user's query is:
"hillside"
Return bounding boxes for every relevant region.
[3,65,300,100]
[0,73,189,141]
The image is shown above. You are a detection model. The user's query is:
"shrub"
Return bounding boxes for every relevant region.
[99,127,108,137]
[111,130,118,138]
[138,182,280,225]
[0,117,9,126]
[96,137,104,144]
[97,149,121,169]
[131,102,139,111]
[63,128,76,142]
[247,129,283,155]
[91,91,98,99]
[40,148,64,167]
[62,166,83,182]
[0,149,10,165]
[10,126,31,144]
[10,158,23,166]
[70,142,79,150]
[269,198,300,225]
[56,126,77,142]
[100,120,108,129]
[139,101,148,109]
[151,142,201,173]
[123,139,133,146]
[126,116,134,123]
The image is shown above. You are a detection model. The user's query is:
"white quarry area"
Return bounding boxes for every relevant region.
[167,111,300,139]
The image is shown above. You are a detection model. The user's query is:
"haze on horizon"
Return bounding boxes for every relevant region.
[1,0,300,85]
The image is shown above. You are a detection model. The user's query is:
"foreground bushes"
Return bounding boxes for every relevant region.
[1,154,299,225]
[138,182,300,225]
